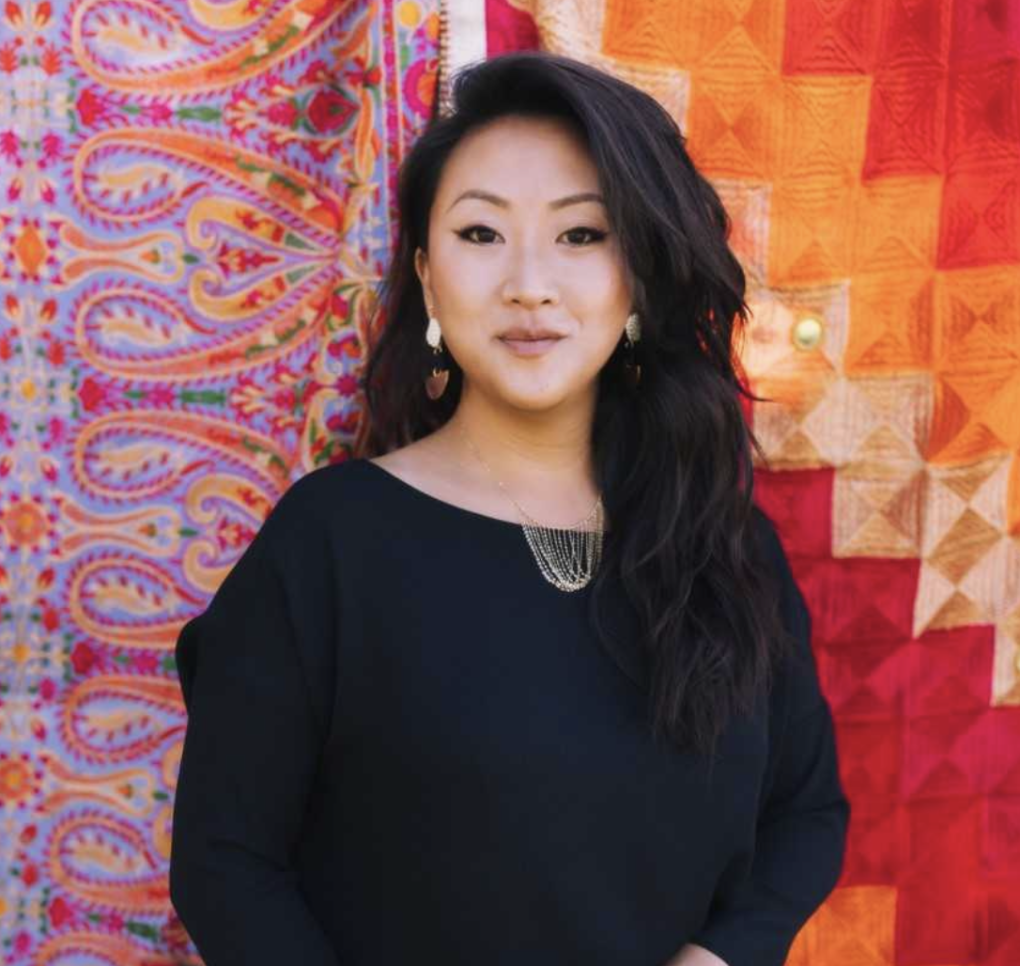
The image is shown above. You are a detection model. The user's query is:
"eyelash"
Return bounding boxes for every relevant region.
[455,225,608,246]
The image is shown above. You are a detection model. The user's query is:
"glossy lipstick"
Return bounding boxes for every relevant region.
[498,325,565,357]
[499,336,562,356]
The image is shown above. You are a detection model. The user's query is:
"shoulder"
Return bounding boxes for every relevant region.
[262,458,380,537]
[748,503,821,703]
[747,504,807,606]
[746,504,796,605]
[749,504,786,566]
[239,459,388,580]
[748,501,812,651]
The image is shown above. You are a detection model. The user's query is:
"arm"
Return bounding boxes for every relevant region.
[169,485,339,966]
[683,512,851,966]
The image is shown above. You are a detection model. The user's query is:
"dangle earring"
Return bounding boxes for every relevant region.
[425,313,449,400]
[623,311,642,389]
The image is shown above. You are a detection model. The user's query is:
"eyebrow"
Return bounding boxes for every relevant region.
[446,189,606,213]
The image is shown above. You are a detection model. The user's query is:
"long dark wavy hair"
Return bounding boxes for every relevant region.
[355,50,795,759]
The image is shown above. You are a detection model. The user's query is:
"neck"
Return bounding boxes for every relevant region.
[434,382,600,505]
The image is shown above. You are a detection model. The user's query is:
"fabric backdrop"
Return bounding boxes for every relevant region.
[1,0,1018,963]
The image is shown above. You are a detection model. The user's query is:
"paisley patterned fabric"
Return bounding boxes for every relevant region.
[0,0,438,960]
[475,0,1020,963]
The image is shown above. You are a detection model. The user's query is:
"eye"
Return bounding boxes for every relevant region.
[561,227,607,246]
[454,225,609,246]
[456,225,500,245]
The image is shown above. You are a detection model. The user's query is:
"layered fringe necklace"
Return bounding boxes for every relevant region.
[457,422,605,592]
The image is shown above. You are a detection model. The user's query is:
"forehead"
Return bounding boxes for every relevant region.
[435,115,600,202]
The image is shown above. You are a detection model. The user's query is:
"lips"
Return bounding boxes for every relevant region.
[499,328,565,341]
[498,332,564,357]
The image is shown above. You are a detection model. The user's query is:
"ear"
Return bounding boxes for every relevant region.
[414,248,431,310]
[627,267,644,315]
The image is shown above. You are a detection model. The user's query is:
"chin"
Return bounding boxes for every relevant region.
[499,382,579,413]
[468,364,595,412]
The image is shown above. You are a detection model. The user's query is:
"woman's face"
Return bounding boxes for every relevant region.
[415,113,634,414]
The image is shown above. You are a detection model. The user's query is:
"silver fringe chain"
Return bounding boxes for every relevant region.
[517,499,605,593]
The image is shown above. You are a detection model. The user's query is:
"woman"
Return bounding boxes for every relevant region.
[169,50,850,966]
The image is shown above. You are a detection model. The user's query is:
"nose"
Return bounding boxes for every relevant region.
[501,245,559,308]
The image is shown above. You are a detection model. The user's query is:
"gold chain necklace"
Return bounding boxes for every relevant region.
[456,422,605,593]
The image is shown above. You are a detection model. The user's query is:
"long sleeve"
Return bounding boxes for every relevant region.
[169,479,340,966]
[688,511,851,966]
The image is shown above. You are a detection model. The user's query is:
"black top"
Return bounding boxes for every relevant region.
[169,457,850,966]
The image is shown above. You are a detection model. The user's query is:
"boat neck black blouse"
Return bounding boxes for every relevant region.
[169,457,850,966]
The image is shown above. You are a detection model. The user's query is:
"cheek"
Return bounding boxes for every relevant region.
[431,264,491,327]
[572,268,631,340]
[571,254,632,314]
